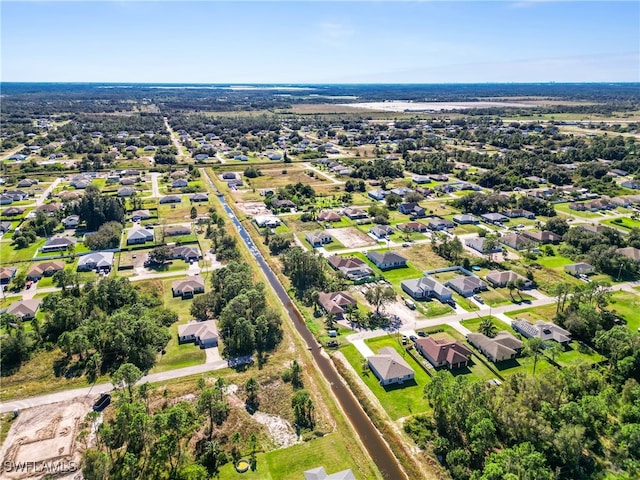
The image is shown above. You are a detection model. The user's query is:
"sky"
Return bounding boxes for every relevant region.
[1,1,639,83]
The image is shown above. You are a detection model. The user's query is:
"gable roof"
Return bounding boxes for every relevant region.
[328,255,367,270]
[367,250,407,265]
[318,291,356,314]
[367,347,415,381]
[416,336,472,366]
[317,211,341,222]
[27,261,64,277]
[172,275,205,293]
[617,246,640,262]
[446,275,487,293]
[78,251,114,268]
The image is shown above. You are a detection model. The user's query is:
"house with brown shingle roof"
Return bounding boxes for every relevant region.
[485,270,534,289]
[317,291,356,319]
[467,331,523,363]
[616,246,640,263]
[0,266,17,285]
[367,347,415,386]
[397,221,428,232]
[500,233,533,251]
[27,261,64,280]
[317,211,341,222]
[521,230,562,244]
[5,298,41,320]
[326,255,372,280]
[415,336,472,369]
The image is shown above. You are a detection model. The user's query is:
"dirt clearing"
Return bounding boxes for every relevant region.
[1,398,93,480]
[326,227,376,248]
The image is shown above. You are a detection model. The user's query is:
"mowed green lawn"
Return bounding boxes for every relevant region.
[604,217,640,231]
[461,316,512,333]
[0,238,43,263]
[343,338,432,420]
[607,290,640,332]
[536,254,574,269]
[350,250,422,289]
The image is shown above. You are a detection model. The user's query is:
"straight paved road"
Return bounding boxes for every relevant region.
[0,360,228,414]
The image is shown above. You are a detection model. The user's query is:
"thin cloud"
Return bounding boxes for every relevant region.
[316,22,356,47]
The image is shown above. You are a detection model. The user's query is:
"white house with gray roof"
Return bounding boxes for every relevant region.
[401,276,453,302]
[367,347,415,386]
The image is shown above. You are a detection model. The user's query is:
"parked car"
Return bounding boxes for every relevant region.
[418,331,427,337]
[401,335,408,345]
[473,294,484,304]
[93,393,111,412]
[409,335,418,341]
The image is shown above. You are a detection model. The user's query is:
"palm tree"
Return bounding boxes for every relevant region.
[524,337,544,375]
[479,318,497,338]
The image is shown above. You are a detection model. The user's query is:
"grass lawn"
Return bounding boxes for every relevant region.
[350,251,422,290]
[0,238,43,263]
[461,316,512,333]
[536,254,574,269]
[603,217,640,231]
[505,303,558,322]
[414,298,453,318]
[264,432,380,480]
[343,340,431,420]
[554,203,602,219]
[451,293,480,312]
[480,287,534,308]
[607,290,640,332]
[554,341,604,367]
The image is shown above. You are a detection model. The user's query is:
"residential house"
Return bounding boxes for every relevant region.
[41,236,76,253]
[3,190,29,202]
[306,231,333,247]
[397,221,428,232]
[500,233,533,251]
[127,226,154,245]
[5,298,41,320]
[327,255,373,280]
[343,207,368,220]
[317,291,357,319]
[117,187,137,197]
[368,189,388,201]
[171,275,205,299]
[120,177,137,186]
[0,195,13,205]
[367,347,415,386]
[401,276,453,302]
[317,211,341,223]
[171,170,189,179]
[131,209,152,221]
[159,195,182,204]
[453,214,479,225]
[16,178,37,188]
[390,187,414,197]
[194,154,210,161]
[190,193,208,202]
[485,270,534,289]
[467,331,524,363]
[427,217,455,231]
[621,181,640,190]
[465,237,502,254]
[78,252,114,271]
[27,261,64,280]
[271,198,295,210]
[172,246,202,262]
[1,207,25,216]
[415,336,472,369]
[62,215,80,228]
[178,320,218,348]
[369,225,394,239]
[481,213,508,225]
[164,225,191,237]
[366,251,407,270]
[304,467,355,480]
[511,319,571,345]
[36,204,60,216]
[254,215,281,228]
[172,178,189,188]
[522,230,562,244]
[445,275,487,297]
[564,263,595,276]
[430,174,449,182]
[398,202,426,218]
[412,175,432,184]
[503,209,535,219]
[0,266,17,285]
[577,224,608,234]
[0,221,12,234]
[616,246,640,263]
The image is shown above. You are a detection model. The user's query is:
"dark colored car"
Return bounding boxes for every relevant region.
[418,331,427,337]
[93,393,111,412]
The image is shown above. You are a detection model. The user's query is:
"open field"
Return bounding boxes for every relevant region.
[607,290,640,332]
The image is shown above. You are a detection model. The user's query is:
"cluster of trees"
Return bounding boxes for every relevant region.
[190,261,283,361]
[84,221,122,250]
[82,375,241,479]
[266,182,316,209]
[243,165,262,178]
[206,212,240,263]
[69,185,125,231]
[452,192,555,217]
[346,158,404,181]
[280,247,327,299]
[12,211,60,249]
[1,277,175,377]
[560,226,640,279]
[406,362,640,480]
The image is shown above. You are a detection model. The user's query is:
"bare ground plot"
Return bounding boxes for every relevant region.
[246,167,320,190]
[0,398,93,480]
[234,201,272,217]
[326,227,376,248]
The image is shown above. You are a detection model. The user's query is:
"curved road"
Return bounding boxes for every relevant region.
[206,174,407,479]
